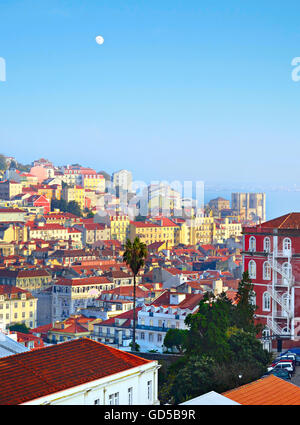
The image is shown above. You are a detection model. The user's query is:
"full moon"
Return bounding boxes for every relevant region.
[95,35,104,45]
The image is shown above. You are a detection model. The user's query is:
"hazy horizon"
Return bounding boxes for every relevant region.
[1,1,300,187]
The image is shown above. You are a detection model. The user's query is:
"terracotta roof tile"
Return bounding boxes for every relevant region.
[222,375,300,405]
[0,337,153,405]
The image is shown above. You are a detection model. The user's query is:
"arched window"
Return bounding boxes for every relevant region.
[248,260,256,279]
[283,238,292,254]
[264,237,271,253]
[263,261,271,280]
[249,236,256,252]
[263,292,271,311]
[282,262,292,285]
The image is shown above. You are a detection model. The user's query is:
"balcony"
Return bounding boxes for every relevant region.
[137,324,172,332]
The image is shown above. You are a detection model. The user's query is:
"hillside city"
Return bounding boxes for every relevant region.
[4,153,299,405]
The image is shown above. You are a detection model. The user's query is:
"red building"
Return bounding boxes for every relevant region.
[243,213,300,351]
[25,194,50,214]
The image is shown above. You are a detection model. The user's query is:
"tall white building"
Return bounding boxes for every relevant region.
[112,169,132,193]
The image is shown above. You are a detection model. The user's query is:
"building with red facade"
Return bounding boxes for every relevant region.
[243,213,300,351]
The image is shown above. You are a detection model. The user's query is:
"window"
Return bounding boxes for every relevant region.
[264,237,271,253]
[109,392,119,405]
[248,260,256,279]
[128,387,133,405]
[157,334,162,342]
[249,236,256,252]
[147,380,152,402]
[282,262,292,284]
[283,238,292,254]
[263,292,271,311]
[141,332,145,340]
[94,399,100,405]
[262,328,270,338]
[263,262,271,280]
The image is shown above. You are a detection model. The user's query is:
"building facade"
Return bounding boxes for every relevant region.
[232,192,266,223]
[242,213,300,350]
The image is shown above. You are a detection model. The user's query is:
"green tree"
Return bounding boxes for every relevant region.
[123,237,147,351]
[228,328,271,368]
[184,292,232,362]
[163,329,188,354]
[9,323,30,334]
[158,286,272,404]
[51,198,68,212]
[234,271,261,335]
[161,355,217,404]
[66,201,82,217]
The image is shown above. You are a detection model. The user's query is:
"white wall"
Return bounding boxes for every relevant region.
[22,362,160,405]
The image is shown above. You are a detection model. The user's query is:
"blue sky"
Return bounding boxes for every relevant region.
[1,0,300,187]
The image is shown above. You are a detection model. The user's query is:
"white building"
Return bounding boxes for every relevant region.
[112,169,132,193]
[136,290,203,353]
[0,338,160,405]
[52,277,114,322]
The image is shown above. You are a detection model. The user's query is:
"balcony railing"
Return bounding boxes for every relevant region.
[136,324,172,332]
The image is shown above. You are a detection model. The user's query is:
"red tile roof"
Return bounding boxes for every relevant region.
[54,277,111,286]
[250,212,300,230]
[130,221,159,228]
[222,375,300,405]
[0,338,153,405]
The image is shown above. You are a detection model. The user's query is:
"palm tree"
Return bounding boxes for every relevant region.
[123,237,147,351]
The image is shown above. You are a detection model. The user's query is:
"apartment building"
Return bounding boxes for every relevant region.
[83,174,105,192]
[242,212,300,351]
[62,185,85,210]
[0,285,37,330]
[0,181,23,200]
[27,222,69,241]
[51,276,114,322]
[136,290,203,352]
[0,269,52,291]
[129,219,180,249]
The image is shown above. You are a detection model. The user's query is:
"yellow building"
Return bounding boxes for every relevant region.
[83,174,105,192]
[0,285,37,330]
[37,185,62,201]
[0,269,52,292]
[0,181,23,200]
[0,222,28,244]
[62,185,85,210]
[190,214,215,245]
[213,218,242,243]
[129,218,180,248]
[110,214,130,243]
